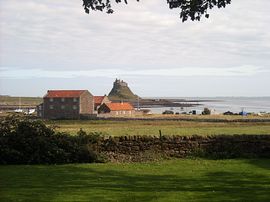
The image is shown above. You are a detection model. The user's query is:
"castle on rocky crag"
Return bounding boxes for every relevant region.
[113,79,128,88]
[108,79,138,100]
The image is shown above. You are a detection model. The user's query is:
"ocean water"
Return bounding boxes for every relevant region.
[142,97,270,114]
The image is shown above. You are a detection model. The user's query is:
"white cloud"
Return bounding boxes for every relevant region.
[0,0,270,96]
[1,0,270,70]
[1,65,268,79]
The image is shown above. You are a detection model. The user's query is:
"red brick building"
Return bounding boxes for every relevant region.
[98,102,134,116]
[42,90,94,119]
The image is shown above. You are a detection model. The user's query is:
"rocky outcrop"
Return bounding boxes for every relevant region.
[108,79,138,100]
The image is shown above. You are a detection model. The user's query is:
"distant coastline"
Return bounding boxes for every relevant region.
[140,97,270,114]
[1,95,270,114]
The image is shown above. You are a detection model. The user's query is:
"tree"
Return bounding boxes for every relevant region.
[82,0,231,22]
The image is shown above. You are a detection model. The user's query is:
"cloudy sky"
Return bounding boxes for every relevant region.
[0,0,269,97]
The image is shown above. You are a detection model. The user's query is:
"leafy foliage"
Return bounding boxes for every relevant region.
[202,107,211,115]
[82,0,231,22]
[0,115,105,164]
[162,110,174,114]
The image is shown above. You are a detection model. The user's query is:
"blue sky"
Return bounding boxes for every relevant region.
[0,0,270,97]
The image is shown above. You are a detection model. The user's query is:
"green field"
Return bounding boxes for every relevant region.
[0,96,42,106]
[49,120,270,136]
[1,159,270,201]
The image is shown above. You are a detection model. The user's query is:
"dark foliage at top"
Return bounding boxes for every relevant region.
[0,115,104,164]
[202,107,211,115]
[162,110,174,115]
[82,0,231,22]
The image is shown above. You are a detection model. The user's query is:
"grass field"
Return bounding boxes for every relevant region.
[1,159,269,201]
[48,120,270,136]
[0,96,42,106]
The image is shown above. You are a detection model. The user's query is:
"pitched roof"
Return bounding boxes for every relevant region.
[44,90,87,98]
[106,102,134,111]
[94,96,105,104]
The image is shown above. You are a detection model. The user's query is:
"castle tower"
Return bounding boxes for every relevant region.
[109,78,138,100]
[113,78,128,88]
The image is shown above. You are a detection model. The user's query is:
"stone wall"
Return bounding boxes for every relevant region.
[96,135,270,162]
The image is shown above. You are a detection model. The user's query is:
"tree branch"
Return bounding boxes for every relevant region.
[82,0,231,22]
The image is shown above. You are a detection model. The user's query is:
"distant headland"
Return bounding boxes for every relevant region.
[107,79,199,108]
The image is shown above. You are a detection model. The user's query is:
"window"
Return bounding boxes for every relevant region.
[73,105,77,110]
[73,98,77,102]
[49,98,54,102]
[61,98,65,102]
[61,105,65,110]
[49,105,54,109]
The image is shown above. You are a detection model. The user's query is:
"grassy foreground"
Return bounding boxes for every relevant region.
[49,120,270,136]
[1,159,270,201]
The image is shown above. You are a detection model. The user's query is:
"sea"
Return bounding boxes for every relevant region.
[142,97,270,114]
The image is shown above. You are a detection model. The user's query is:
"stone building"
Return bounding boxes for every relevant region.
[41,90,94,119]
[113,79,128,87]
[98,102,135,116]
[94,95,111,111]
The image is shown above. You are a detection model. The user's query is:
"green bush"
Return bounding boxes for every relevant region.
[162,110,174,115]
[0,115,104,164]
[202,108,211,115]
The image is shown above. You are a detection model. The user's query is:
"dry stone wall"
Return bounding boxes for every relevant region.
[96,135,270,162]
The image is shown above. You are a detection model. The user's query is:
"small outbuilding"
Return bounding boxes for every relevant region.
[98,102,135,116]
[189,109,203,115]
[93,95,111,111]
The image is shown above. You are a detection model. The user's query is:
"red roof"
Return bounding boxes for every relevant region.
[44,90,87,98]
[106,102,134,111]
[94,96,105,104]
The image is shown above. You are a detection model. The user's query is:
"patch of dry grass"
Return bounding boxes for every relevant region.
[48,120,270,136]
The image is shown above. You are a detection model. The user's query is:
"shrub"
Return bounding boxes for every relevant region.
[202,108,211,115]
[223,111,234,115]
[162,110,174,115]
[0,115,104,164]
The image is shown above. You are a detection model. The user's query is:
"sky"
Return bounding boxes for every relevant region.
[0,0,270,97]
